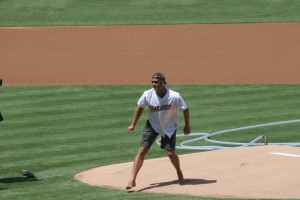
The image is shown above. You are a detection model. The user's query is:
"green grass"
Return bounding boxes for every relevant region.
[0,85,299,200]
[1,0,300,26]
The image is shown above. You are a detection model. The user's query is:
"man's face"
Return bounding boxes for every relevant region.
[151,78,165,91]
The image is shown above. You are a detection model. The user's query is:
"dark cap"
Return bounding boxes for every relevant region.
[152,72,166,83]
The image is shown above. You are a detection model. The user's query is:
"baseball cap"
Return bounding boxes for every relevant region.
[152,72,166,83]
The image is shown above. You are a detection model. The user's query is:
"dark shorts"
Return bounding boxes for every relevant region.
[140,120,176,151]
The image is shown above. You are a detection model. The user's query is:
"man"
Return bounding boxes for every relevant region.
[126,72,191,189]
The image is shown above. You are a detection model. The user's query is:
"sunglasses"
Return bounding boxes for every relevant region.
[151,81,160,84]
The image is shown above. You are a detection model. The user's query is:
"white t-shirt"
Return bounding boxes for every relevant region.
[137,88,188,138]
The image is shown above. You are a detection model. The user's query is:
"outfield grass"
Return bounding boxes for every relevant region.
[1,0,300,26]
[1,85,299,200]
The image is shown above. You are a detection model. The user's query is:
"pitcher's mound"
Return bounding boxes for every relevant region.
[75,145,300,199]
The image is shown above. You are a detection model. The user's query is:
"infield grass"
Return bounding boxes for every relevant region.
[1,0,300,26]
[1,85,300,200]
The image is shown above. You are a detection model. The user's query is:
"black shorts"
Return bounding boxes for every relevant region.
[140,120,176,151]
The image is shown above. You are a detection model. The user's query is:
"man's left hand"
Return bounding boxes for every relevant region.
[183,126,191,135]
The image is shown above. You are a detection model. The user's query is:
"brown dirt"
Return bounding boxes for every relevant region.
[75,145,300,199]
[1,23,300,199]
[1,23,300,85]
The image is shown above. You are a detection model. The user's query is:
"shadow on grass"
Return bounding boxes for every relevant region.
[135,178,217,192]
[0,177,39,184]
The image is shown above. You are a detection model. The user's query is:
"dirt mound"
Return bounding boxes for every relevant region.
[75,145,300,199]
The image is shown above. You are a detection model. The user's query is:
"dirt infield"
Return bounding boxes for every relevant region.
[1,23,300,85]
[75,145,300,199]
[1,23,300,199]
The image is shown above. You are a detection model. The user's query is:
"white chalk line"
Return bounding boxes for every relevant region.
[269,152,300,158]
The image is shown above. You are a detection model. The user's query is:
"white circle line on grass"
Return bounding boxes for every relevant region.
[156,119,300,150]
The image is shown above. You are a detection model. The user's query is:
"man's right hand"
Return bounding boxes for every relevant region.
[128,124,135,133]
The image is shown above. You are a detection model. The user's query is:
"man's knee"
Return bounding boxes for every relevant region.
[137,147,149,157]
[166,150,177,159]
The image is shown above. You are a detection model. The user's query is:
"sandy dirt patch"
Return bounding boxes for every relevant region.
[1,23,300,85]
[75,145,300,199]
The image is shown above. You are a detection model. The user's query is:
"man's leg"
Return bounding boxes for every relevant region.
[126,147,149,189]
[166,150,185,185]
[126,120,158,189]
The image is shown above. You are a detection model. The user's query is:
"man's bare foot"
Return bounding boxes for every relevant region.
[178,178,185,185]
[177,171,185,185]
[126,180,136,190]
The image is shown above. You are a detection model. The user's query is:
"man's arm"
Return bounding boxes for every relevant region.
[128,106,144,133]
[183,108,191,135]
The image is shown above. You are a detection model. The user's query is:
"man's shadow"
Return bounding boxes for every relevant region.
[136,178,217,192]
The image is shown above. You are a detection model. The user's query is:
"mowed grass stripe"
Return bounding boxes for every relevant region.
[1,85,300,200]
[184,85,300,133]
[1,86,141,175]
[1,86,141,108]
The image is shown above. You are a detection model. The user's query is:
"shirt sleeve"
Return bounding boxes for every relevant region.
[177,94,188,110]
[137,91,148,108]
